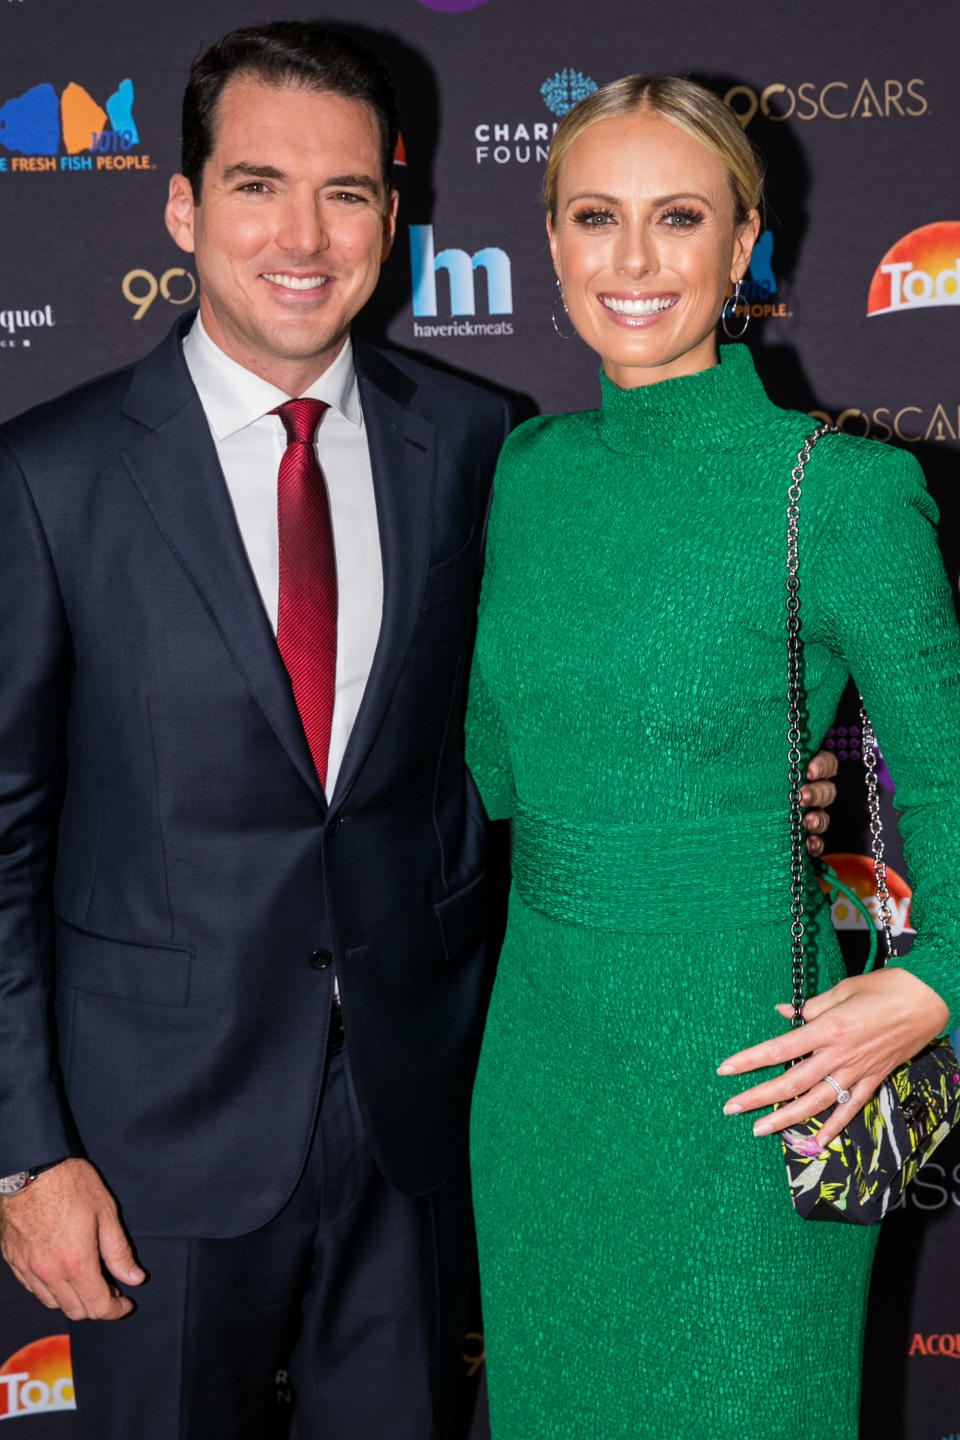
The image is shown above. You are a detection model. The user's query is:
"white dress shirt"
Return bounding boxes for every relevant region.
[183,314,383,800]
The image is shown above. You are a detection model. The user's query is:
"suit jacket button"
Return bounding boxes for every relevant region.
[310,949,332,970]
[328,817,341,836]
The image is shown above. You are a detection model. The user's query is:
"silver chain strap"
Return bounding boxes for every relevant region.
[786,424,838,1030]
[859,706,898,960]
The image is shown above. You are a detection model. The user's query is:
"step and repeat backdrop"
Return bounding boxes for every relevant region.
[1,0,958,1435]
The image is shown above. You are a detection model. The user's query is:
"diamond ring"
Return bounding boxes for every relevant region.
[824,1073,852,1105]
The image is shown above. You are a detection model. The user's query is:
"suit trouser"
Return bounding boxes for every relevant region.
[68,1040,476,1440]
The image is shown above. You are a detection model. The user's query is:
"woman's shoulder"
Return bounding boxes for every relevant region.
[497,408,597,473]
[804,427,935,521]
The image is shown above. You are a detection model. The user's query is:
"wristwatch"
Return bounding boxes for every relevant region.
[0,1160,66,1196]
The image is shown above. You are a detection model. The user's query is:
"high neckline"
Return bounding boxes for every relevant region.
[598,343,780,454]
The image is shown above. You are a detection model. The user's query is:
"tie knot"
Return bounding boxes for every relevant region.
[272,397,329,446]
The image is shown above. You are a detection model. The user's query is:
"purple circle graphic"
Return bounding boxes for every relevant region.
[413,0,489,10]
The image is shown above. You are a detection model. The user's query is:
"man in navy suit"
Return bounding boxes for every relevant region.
[0,22,509,1438]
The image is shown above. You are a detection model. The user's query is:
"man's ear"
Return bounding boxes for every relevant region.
[381,188,399,262]
[165,174,197,255]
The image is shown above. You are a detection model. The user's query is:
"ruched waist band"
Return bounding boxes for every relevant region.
[511,803,795,933]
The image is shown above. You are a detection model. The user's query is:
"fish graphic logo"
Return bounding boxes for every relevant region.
[0,78,138,157]
[867,220,960,316]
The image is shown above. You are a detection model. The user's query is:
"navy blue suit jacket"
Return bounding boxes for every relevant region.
[0,315,510,1236]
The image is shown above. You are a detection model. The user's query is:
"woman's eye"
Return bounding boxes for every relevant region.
[572,209,615,228]
[662,208,703,229]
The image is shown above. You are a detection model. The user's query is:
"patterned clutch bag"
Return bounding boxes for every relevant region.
[781,1034,960,1223]
[778,427,960,1225]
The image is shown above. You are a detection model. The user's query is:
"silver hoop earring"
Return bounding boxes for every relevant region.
[721,281,750,339]
[552,279,576,339]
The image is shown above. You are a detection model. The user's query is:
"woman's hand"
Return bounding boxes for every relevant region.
[717,966,950,1148]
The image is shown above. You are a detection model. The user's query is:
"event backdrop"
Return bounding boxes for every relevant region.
[1,0,958,1435]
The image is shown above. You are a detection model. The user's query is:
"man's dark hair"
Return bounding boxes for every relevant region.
[181,21,400,201]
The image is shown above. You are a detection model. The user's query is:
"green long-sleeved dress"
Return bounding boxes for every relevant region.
[465,344,960,1440]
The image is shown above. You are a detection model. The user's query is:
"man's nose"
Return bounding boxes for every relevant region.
[277,196,329,256]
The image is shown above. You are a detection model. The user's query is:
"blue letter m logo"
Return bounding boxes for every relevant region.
[410,225,513,317]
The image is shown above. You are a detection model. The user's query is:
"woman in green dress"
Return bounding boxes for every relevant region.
[466,75,960,1440]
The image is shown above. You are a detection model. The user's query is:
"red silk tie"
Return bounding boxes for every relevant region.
[272,399,337,789]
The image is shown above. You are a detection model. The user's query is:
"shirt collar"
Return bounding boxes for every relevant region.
[182,310,362,440]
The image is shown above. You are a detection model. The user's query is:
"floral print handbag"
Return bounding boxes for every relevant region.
[778,427,960,1224]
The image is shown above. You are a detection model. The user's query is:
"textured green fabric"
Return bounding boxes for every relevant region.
[466,343,960,1439]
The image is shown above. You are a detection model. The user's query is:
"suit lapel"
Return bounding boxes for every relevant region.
[333,344,437,804]
[119,319,326,807]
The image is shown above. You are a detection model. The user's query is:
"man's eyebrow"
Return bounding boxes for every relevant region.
[325,173,383,195]
[221,163,287,183]
[219,163,383,196]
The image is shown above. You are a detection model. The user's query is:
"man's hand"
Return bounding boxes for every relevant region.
[0,1158,144,1320]
[801,749,838,858]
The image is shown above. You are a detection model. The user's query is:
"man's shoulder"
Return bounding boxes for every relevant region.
[1,362,135,451]
[0,321,187,464]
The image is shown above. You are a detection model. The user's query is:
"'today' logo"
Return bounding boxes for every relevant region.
[725,77,928,130]
[819,852,914,938]
[867,221,960,317]
[0,78,152,174]
[0,1335,75,1420]
[474,68,598,166]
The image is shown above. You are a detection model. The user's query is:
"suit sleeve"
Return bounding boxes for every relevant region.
[466,441,516,823]
[0,435,78,1170]
[811,440,960,1027]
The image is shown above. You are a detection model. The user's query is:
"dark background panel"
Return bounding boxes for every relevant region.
[1,1,958,1434]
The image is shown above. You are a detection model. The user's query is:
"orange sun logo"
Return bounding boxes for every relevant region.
[0,1335,75,1420]
[867,220,960,316]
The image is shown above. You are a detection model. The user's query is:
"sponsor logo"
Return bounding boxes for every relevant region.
[823,725,894,791]
[809,401,960,445]
[725,229,792,321]
[867,221,960,317]
[540,69,598,118]
[822,723,863,765]
[819,852,913,937]
[0,77,152,172]
[412,0,490,9]
[725,78,928,129]
[0,1335,75,1420]
[0,302,55,349]
[910,1335,960,1359]
[409,224,513,337]
[464,1332,485,1377]
[475,70,597,166]
[885,1159,960,1212]
[275,1369,293,1407]
[122,267,196,321]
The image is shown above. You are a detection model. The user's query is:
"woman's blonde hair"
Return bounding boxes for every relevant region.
[544,74,763,226]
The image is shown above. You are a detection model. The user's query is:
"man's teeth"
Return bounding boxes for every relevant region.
[262,274,329,290]
[601,296,676,316]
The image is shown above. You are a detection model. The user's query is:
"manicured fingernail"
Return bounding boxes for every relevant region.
[717,1063,735,1075]
[723,1102,742,1115]
[753,1119,772,1136]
